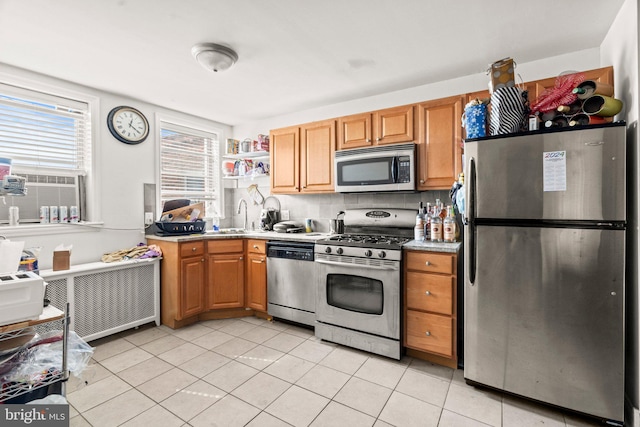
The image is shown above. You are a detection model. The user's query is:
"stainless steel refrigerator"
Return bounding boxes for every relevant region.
[464,123,626,424]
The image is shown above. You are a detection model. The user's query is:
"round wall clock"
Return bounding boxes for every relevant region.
[107,106,149,144]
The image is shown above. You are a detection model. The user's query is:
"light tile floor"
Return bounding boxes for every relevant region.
[67,317,604,427]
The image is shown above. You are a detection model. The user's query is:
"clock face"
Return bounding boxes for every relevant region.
[107,106,149,144]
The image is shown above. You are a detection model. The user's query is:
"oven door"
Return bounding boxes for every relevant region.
[315,254,400,339]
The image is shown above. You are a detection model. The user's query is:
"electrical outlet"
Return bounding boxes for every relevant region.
[144,212,154,226]
[281,210,290,220]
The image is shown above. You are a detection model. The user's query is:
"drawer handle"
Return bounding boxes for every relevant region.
[253,245,259,249]
[192,247,197,251]
[425,261,431,266]
[425,291,431,296]
[425,331,431,336]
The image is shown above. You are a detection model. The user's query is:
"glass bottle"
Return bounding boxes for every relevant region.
[430,207,443,242]
[424,204,431,241]
[444,205,456,243]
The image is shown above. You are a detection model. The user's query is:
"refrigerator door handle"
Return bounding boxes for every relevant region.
[469,156,477,285]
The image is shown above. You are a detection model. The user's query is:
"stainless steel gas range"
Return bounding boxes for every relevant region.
[314,208,416,360]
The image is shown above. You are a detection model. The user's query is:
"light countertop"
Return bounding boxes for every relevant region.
[403,240,461,253]
[146,232,462,253]
[145,230,331,243]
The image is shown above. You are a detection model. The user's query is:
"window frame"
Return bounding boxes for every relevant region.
[155,114,224,220]
[0,70,99,229]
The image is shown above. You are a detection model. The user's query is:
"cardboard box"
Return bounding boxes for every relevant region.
[53,250,70,271]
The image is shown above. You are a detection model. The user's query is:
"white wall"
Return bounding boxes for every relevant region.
[233,48,602,139]
[601,0,640,423]
[0,63,232,269]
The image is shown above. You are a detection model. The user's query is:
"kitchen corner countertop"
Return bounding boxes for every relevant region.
[145,230,332,243]
[403,240,461,253]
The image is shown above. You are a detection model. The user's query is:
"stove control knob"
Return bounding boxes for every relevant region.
[378,251,386,259]
[365,250,373,257]
[336,248,343,255]
[324,247,332,254]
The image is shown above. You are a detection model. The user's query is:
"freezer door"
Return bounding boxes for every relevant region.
[465,126,626,221]
[464,224,625,421]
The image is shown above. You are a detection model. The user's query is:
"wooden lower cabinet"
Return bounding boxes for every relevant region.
[246,240,267,312]
[148,237,268,329]
[404,250,458,368]
[207,240,244,310]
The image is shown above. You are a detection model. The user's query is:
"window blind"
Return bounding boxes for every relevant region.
[0,83,91,176]
[159,121,220,217]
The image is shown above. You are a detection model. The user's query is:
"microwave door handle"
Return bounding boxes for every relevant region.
[391,156,398,183]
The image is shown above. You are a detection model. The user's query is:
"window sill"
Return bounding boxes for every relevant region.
[0,222,104,238]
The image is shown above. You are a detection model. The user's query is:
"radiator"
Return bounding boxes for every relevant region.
[39,258,161,341]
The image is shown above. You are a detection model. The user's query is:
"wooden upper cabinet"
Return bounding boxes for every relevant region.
[300,120,335,193]
[416,96,464,191]
[338,112,372,150]
[270,126,300,193]
[337,105,414,150]
[374,105,414,145]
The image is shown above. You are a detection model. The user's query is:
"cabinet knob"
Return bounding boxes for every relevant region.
[425,261,431,266]
[253,245,259,249]
[302,185,307,189]
[239,256,243,260]
[419,179,425,184]
[425,331,431,336]
[366,139,371,143]
[201,258,204,262]
[376,137,382,141]
[425,291,431,296]
[192,247,197,251]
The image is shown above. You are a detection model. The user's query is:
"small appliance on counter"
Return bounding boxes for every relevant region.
[260,196,280,231]
[273,221,304,233]
[0,271,45,325]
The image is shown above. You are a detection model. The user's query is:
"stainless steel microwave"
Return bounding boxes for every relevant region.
[334,143,415,193]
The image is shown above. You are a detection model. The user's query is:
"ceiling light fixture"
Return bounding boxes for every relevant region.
[191,43,238,73]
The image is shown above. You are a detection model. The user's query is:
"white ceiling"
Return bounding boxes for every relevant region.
[0,0,625,125]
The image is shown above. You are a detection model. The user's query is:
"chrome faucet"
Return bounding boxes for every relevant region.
[237,198,248,230]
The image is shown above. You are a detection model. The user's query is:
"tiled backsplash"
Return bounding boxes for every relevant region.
[224,188,452,233]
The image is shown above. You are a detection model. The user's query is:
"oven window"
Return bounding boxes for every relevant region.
[326,274,383,315]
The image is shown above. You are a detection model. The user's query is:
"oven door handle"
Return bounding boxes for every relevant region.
[315,257,398,271]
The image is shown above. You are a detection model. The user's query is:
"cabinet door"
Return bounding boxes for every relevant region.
[246,252,267,311]
[416,96,464,190]
[406,310,453,357]
[374,105,414,145]
[179,256,205,319]
[207,253,244,309]
[337,112,372,150]
[300,120,335,193]
[270,126,300,193]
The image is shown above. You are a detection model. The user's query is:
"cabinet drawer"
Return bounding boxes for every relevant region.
[207,239,244,254]
[247,239,266,255]
[180,241,204,258]
[406,310,453,357]
[406,272,453,315]
[405,251,454,274]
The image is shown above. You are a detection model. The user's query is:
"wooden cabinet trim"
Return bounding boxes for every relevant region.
[207,239,244,254]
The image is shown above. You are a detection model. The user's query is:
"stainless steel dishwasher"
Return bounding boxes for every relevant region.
[266,241,316,327]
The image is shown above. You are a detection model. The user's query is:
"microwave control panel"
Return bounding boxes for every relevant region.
[397,156,411,183]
